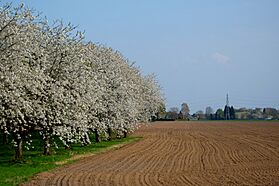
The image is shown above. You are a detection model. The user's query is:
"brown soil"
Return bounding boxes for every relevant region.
[24,121,279,186]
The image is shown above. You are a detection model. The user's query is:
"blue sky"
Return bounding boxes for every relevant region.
[4,0,279,113]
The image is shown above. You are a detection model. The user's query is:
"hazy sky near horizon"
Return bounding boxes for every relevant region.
[4,0,279,113]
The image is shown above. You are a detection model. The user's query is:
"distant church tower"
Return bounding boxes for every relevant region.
[225,94,230,120]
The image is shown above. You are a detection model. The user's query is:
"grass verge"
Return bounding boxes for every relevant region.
[0,135,142,186]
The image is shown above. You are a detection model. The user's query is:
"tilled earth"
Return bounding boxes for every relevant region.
[25,121,279,186]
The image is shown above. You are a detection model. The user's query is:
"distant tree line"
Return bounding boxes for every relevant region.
[159,103,279,121]
[161,103,190,121]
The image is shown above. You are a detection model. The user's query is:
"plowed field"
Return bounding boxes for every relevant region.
[25,121,279,186]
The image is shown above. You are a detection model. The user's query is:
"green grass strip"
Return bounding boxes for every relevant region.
[0,136,142,186]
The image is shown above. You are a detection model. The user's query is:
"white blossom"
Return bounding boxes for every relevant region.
[0,2,164,156]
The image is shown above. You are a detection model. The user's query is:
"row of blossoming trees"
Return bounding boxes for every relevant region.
[0,3,164,160]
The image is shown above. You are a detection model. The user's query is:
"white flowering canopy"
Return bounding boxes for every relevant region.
[0,3,165,150]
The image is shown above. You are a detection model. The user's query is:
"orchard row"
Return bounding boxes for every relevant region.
[0,3,164,160]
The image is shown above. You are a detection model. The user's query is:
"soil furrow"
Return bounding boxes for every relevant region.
[24,121,279,186]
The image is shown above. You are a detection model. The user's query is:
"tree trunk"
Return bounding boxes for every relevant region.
[94,129,100,143]
[43,134,50,155]
[107,127,112,141]
[15,138,23,161]
[3,132,8,145]
[82,134,89,146]
[64,138,72,150]
[123,130,127,138]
